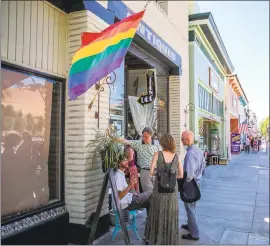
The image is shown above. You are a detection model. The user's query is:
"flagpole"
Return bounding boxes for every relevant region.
[144,0,151,10]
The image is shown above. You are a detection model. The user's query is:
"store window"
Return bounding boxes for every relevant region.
[198,84,212,112]
[1,67,63,218]
[212,95,223,117]
[109,64,125,137]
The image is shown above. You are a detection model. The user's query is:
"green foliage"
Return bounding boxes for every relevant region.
[259,116,270,137]
[86,129,125,172]
[3,116,15,130]
[5,105,17,118]
[14,110,25,133]
[26,113,34,131]
[33,116,45,134]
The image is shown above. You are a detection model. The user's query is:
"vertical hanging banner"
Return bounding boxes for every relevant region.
[231,133,241,154]
[137,69,157,106]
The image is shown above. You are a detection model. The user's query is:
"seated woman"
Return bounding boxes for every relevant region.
[125,145,140,193]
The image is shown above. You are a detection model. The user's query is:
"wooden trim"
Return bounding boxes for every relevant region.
[1,58,66,80]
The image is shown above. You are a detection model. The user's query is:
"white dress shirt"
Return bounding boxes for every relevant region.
[115,169,133,209]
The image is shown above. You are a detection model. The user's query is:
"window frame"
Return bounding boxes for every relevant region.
[1,62,65,225]
[198,84,212,113]
[212,93,223,117]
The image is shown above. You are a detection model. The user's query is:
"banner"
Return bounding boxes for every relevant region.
[137,69,157,106]
[231,133,241,153]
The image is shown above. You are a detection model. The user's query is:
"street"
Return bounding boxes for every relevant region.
[94,151,269,245]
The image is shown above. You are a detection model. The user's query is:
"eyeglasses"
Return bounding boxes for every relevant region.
[181,138,188,141]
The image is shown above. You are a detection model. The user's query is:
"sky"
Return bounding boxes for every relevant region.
[197,1,269,123]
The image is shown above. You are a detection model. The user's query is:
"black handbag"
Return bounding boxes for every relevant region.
[177,172,201,203]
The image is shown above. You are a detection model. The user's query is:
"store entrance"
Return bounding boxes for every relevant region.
[198,118,220,154]
[125,51,169,139]
[108,48,169,140]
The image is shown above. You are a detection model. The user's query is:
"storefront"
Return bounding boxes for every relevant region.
[189,12,234,158]
[225,74,249,157]
[1,0,189,244]
[108,47,171,138]
[65,1,188,244]
[198,116,222,154]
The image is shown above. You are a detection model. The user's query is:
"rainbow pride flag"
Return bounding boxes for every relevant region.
[68,11,145,100]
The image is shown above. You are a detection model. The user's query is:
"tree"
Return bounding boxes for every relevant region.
[26,113,34,132]
[5,105,17,118]
[3,116,15,130]
[259,116,269,137]
[33,116,45,134]
[14,110,25,133]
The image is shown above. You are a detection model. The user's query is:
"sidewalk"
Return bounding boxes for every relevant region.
[93,152,269,245]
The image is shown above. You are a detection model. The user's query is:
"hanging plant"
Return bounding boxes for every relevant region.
[86,129,126,173]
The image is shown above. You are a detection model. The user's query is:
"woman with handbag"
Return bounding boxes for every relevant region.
[144,133,183,245]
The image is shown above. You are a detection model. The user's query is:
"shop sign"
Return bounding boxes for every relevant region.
[138,69,156,105]
[83,0,182,67]
[231,133,241,153]
[127,12,177,63]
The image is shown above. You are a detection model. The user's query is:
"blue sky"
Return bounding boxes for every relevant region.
[198,1,269,123]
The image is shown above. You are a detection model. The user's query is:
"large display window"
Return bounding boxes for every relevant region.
[1,66,64,220]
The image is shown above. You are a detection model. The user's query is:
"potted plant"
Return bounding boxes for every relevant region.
[86,129,124,173]
[86,129,127,226]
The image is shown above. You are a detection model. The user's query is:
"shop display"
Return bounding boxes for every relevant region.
[210,129,220,154]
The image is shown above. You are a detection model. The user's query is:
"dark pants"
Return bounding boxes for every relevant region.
[245,145,250,153]
[125,191,152,211]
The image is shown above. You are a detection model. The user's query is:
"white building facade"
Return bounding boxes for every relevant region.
[1,0,190,244]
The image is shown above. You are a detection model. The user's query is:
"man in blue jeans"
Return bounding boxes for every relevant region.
[181,130,205,241]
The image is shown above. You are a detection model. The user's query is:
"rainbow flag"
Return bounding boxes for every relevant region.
[68,11,145,100]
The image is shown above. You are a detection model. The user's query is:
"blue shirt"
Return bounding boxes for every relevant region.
[184,144,205,182]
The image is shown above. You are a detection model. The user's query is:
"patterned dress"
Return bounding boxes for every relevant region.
[144,151,180,245]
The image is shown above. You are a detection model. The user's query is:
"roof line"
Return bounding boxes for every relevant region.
[228,74,249,104]
[189,12,234,73]
[208,13,234,71]
[235,74,249,103]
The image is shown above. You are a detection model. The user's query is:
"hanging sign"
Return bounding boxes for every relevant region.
[231,133,241,154]
[137,69,157,106]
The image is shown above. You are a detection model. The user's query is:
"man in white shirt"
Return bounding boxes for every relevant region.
[115,157,152,211]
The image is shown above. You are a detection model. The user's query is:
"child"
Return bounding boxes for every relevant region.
[125,145,140,193]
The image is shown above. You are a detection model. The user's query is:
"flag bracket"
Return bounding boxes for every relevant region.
[91,72,117,127]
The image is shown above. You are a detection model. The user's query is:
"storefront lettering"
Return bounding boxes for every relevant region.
[84,0,181,66]
[127,12,176,62]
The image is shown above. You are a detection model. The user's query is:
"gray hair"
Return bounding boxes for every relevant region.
[142,127,153,136]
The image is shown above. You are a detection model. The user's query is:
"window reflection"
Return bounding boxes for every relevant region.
[109,63,125,137]
[1,67,62,217]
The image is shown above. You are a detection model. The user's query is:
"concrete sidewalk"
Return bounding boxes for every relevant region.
[93,152,269,245]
